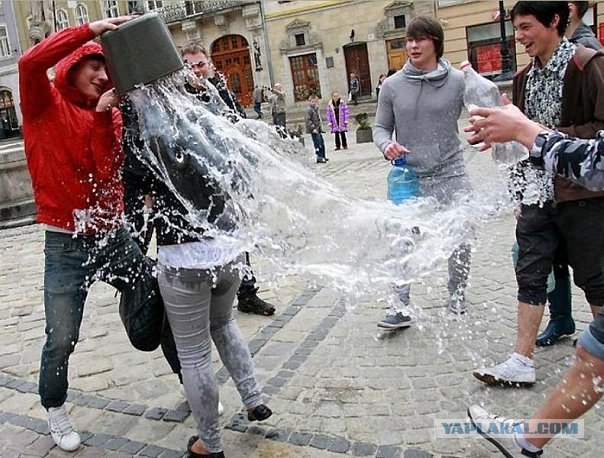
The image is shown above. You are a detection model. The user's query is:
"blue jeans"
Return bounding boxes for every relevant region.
[311,132,325,158]
[40,228,146,408]
[253,103,262,118]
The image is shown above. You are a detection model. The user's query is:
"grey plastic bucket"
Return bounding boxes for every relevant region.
[101,13,183,95]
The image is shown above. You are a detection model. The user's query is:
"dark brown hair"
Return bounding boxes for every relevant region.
[511,2,570,36]
[406,16,445,59]
[571,1,590,19]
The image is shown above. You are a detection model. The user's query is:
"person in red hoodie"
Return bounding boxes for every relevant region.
[18,17,138,452]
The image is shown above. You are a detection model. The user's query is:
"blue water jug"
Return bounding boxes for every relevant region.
[387,156,420,204]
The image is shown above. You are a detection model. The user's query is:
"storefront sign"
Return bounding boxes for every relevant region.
[476,43,502,74]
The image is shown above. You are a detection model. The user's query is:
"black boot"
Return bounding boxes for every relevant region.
[237,288,276,316]
[536,316,575,347]
[247,404,273,422]
[536,276,575,347]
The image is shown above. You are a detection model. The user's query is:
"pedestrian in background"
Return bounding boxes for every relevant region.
[180,43,276,317]
[567,1,602,50]
[326,91,349,150]
[269,82,287,137]
[252,85,264,119]
[348,72,360,105]
[376,74,386,100]
[306,94,327,163]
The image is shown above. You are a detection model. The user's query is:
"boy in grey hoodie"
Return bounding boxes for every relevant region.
[373,16,472,329]
[567,1,602,50]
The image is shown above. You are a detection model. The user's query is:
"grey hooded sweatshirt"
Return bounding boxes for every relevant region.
[373,59,471,204]
[570,22,602,51]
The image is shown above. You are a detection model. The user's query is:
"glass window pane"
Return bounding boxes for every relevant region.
[289,53,321,102]
[0,26,10,57]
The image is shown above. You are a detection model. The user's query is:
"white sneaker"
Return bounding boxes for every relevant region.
[48,405,81,452]
[218,400,225,416]
[467,405,543,457]
[472,355,536,386]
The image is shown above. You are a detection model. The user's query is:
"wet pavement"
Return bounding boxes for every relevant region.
[0,117,602,457]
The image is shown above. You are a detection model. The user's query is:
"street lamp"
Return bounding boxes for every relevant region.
[495,1,514,81]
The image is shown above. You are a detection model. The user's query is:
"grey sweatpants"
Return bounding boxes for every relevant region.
[394,173,474,305]
[394,243,472,303]
[158,259,263,453]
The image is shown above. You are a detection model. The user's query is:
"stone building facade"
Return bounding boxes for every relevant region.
[263,0,424,107]
[4,0,604,116]
[156,0,270,107]
[0,0,24,138]
[435,0,599,76]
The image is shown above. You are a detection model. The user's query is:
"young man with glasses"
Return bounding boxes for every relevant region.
[180,43,276,316]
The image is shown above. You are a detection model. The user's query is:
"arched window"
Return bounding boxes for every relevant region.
[0,89,20,137]
[56,10,69,30]
[75,4,89,25]
[102,0,119,18]
[0,90,13,109]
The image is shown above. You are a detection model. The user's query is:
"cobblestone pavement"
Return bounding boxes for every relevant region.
[1,117,602,457]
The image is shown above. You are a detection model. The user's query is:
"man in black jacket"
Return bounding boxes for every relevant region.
[179,43,276,317]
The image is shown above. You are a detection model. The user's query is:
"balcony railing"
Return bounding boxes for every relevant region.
[156,0,257,24]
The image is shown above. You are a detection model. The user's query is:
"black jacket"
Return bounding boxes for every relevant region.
[185,76,246,119]
[121,98,237,246]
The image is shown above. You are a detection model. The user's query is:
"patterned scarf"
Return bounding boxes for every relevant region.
[525,38,576,128]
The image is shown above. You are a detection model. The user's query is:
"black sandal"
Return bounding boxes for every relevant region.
[186,436,225,458]
[247,404,273,422]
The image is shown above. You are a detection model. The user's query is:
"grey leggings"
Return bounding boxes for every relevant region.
[158,259,262,453]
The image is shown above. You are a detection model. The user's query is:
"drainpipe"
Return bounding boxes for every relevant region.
[259,0,274,86]
[51,0,58,32]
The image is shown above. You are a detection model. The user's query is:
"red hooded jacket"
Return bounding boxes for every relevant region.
[19,25,124,233]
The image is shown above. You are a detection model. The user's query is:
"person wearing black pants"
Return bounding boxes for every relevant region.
[181,42,276,316]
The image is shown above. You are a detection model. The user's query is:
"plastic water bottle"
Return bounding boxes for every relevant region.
[460,60,527,164]
[460,60,500,109]
[387,156,420,204]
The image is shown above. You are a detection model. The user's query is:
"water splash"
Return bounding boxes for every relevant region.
[120,71,510,308]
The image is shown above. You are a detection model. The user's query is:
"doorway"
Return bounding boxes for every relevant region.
[211,35,254,107]
[0,90,20,139]
[386,38,408,71]
[344,43,372,97]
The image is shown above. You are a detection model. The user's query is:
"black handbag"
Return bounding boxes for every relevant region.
[118,256,165,351]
